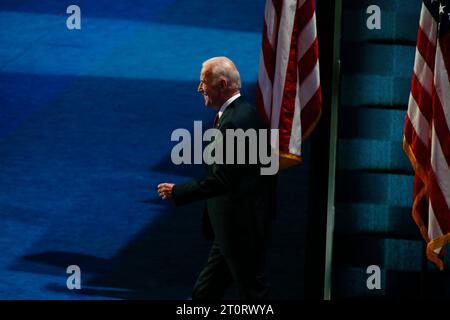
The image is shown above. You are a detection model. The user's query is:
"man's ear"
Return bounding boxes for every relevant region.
[220,79,228,89]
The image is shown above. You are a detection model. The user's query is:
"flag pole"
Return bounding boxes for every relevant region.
[323,0,342,301]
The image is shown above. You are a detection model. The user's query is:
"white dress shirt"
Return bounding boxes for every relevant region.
[217,93,241,120]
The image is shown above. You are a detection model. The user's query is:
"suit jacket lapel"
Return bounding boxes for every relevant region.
[216,96,240,129]
[216,109,232,129]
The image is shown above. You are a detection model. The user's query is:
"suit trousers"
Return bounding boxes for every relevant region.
[192,240,270,300]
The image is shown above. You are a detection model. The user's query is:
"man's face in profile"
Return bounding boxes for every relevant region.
[198,68,222,109]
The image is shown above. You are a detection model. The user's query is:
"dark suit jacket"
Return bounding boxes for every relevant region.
[173,96,277,257]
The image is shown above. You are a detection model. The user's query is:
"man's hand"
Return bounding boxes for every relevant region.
[157,183,175,200]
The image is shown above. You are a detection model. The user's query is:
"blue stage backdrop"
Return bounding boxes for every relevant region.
[0,0,308,299]
[332,0,450,298]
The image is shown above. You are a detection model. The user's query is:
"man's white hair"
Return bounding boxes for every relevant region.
[202,57,241,90]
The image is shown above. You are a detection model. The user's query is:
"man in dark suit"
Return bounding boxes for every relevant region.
[157,57,277,300]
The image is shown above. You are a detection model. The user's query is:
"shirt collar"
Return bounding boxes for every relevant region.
[218,93,241,119]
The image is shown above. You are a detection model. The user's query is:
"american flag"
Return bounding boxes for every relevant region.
[256,0,322,167]
[403,0,450,270]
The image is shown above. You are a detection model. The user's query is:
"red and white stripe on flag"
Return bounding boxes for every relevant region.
[403,0,450,270]
[256,0,322,166]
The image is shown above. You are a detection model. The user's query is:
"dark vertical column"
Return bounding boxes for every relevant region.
[303,0,340,299]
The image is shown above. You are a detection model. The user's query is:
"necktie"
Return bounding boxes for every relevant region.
[213,113,220,128]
